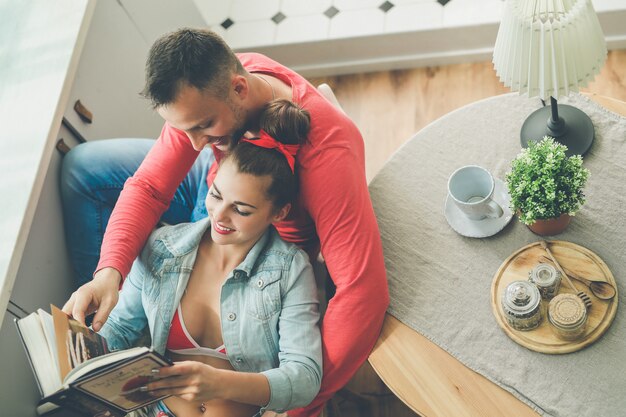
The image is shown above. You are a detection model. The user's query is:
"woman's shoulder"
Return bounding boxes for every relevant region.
[257,228,311,272]
[143,220,210,259]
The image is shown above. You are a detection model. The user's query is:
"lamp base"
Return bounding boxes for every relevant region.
[520,103,594,157]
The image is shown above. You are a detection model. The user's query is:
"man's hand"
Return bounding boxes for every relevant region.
[62,267,122,331]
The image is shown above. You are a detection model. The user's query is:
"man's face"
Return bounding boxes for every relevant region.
[157,83,247,152]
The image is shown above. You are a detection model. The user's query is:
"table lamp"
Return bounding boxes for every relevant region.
[492,0,607,156]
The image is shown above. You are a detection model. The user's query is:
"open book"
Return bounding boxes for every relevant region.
[15,305,172,417]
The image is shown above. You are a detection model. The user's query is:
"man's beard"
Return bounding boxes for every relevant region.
[225,97,248,150]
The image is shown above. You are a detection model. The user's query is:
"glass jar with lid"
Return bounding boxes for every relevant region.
[501,280,543,331]
[548,293,588,341]
[528,263,561,299]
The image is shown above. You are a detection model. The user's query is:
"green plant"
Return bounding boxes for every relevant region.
[506,136,590,225]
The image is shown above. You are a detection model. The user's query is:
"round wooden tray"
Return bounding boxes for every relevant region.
[491,240,618,354]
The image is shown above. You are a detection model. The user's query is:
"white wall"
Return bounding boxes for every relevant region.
[192,0,626,76]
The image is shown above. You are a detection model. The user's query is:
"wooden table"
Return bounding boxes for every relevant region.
[368,93,626,417]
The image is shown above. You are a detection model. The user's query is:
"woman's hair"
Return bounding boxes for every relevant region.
[227,99,311,210]
[141,28,245,107]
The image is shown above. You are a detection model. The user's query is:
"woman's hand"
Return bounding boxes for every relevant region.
[148,360,271,407]
[147,361,221,402]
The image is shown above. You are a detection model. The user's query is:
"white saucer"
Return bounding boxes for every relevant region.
[444,178,514,238]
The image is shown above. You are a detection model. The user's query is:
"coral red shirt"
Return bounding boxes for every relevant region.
[98,53,388,416]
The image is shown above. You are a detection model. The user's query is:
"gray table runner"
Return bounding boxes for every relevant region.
[369,93,626,417]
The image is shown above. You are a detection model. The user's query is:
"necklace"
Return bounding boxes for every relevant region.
[256,74,276,101]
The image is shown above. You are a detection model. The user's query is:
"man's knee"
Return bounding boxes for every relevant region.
[61,139,152,195]
[61,142,100,195]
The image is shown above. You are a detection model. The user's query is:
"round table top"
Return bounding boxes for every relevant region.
[367,93,626,417]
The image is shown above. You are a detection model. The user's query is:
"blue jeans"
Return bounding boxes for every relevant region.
[60,138,214,286]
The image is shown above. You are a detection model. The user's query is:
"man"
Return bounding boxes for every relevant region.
[62,28,388,416]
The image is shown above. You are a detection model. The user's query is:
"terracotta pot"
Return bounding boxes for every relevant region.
[527,213,572,236]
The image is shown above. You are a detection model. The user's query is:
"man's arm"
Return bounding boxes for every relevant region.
[96,123,199,278]
[290,129,389,416]
[64,123,198,328]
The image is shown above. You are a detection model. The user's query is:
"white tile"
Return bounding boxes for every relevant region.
[443,0,503,27]
[281,0,333,16]
[229,0,280,22]
[392,0,435,5]
[191,0,231,26]
[334,0,386,11]
[276,15,330,43]
[223,19,276,49]
[592,0,626,12]
[209,24,228,39]
[385,2,443,32]
[329,8,385,38]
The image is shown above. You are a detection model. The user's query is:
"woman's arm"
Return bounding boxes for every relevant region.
[97,255,149,351]
[261,249,322,411]
[147,361,271,406]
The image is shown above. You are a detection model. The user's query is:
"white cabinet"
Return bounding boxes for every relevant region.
[1,126,84,417]
[0,1,205,415]
[9,124,80,313]
[63,0,206,142]
[0,309,42,417]
[62,0,164,142]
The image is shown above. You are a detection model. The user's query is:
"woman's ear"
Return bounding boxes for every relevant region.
[272,203,291,223]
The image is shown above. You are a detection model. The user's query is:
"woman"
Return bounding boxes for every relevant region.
[99,99,321,417]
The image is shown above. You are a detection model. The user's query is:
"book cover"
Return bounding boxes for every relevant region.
[45,347,171,416]
[16,306,172,416]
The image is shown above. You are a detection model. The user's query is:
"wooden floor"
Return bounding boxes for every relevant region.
[310,49,626,184]
[307,49,626,417]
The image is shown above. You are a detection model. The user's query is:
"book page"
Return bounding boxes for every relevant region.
[15,312,62,396]
[74,353,171,412]
[51,305,108,379]
[65,347,148,383]
[37,309,60,378]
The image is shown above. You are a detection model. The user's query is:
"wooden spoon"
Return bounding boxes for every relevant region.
[540,255,616,300]
[539,241,593,310]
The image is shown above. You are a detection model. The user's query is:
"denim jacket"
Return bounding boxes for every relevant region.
[98,217,322,412]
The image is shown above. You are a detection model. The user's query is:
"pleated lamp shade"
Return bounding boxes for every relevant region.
[493,0,607,100]
[492,0,607,156]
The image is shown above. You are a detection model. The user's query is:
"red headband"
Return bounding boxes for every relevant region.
[240,130,300,173]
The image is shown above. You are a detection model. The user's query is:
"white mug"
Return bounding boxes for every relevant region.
[447,165,504,221]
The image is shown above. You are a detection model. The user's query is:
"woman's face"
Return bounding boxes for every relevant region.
[205,159,289,249]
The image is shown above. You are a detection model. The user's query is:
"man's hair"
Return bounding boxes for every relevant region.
[228,99,311,210]
[141,28,244,107]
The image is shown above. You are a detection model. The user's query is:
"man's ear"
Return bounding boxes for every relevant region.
[232,74,249,100]
[273,203,291,223]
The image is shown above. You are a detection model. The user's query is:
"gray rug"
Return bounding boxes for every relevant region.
[369,93,626,417]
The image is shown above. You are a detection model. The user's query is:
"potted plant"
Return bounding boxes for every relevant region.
[506,136,590,235]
